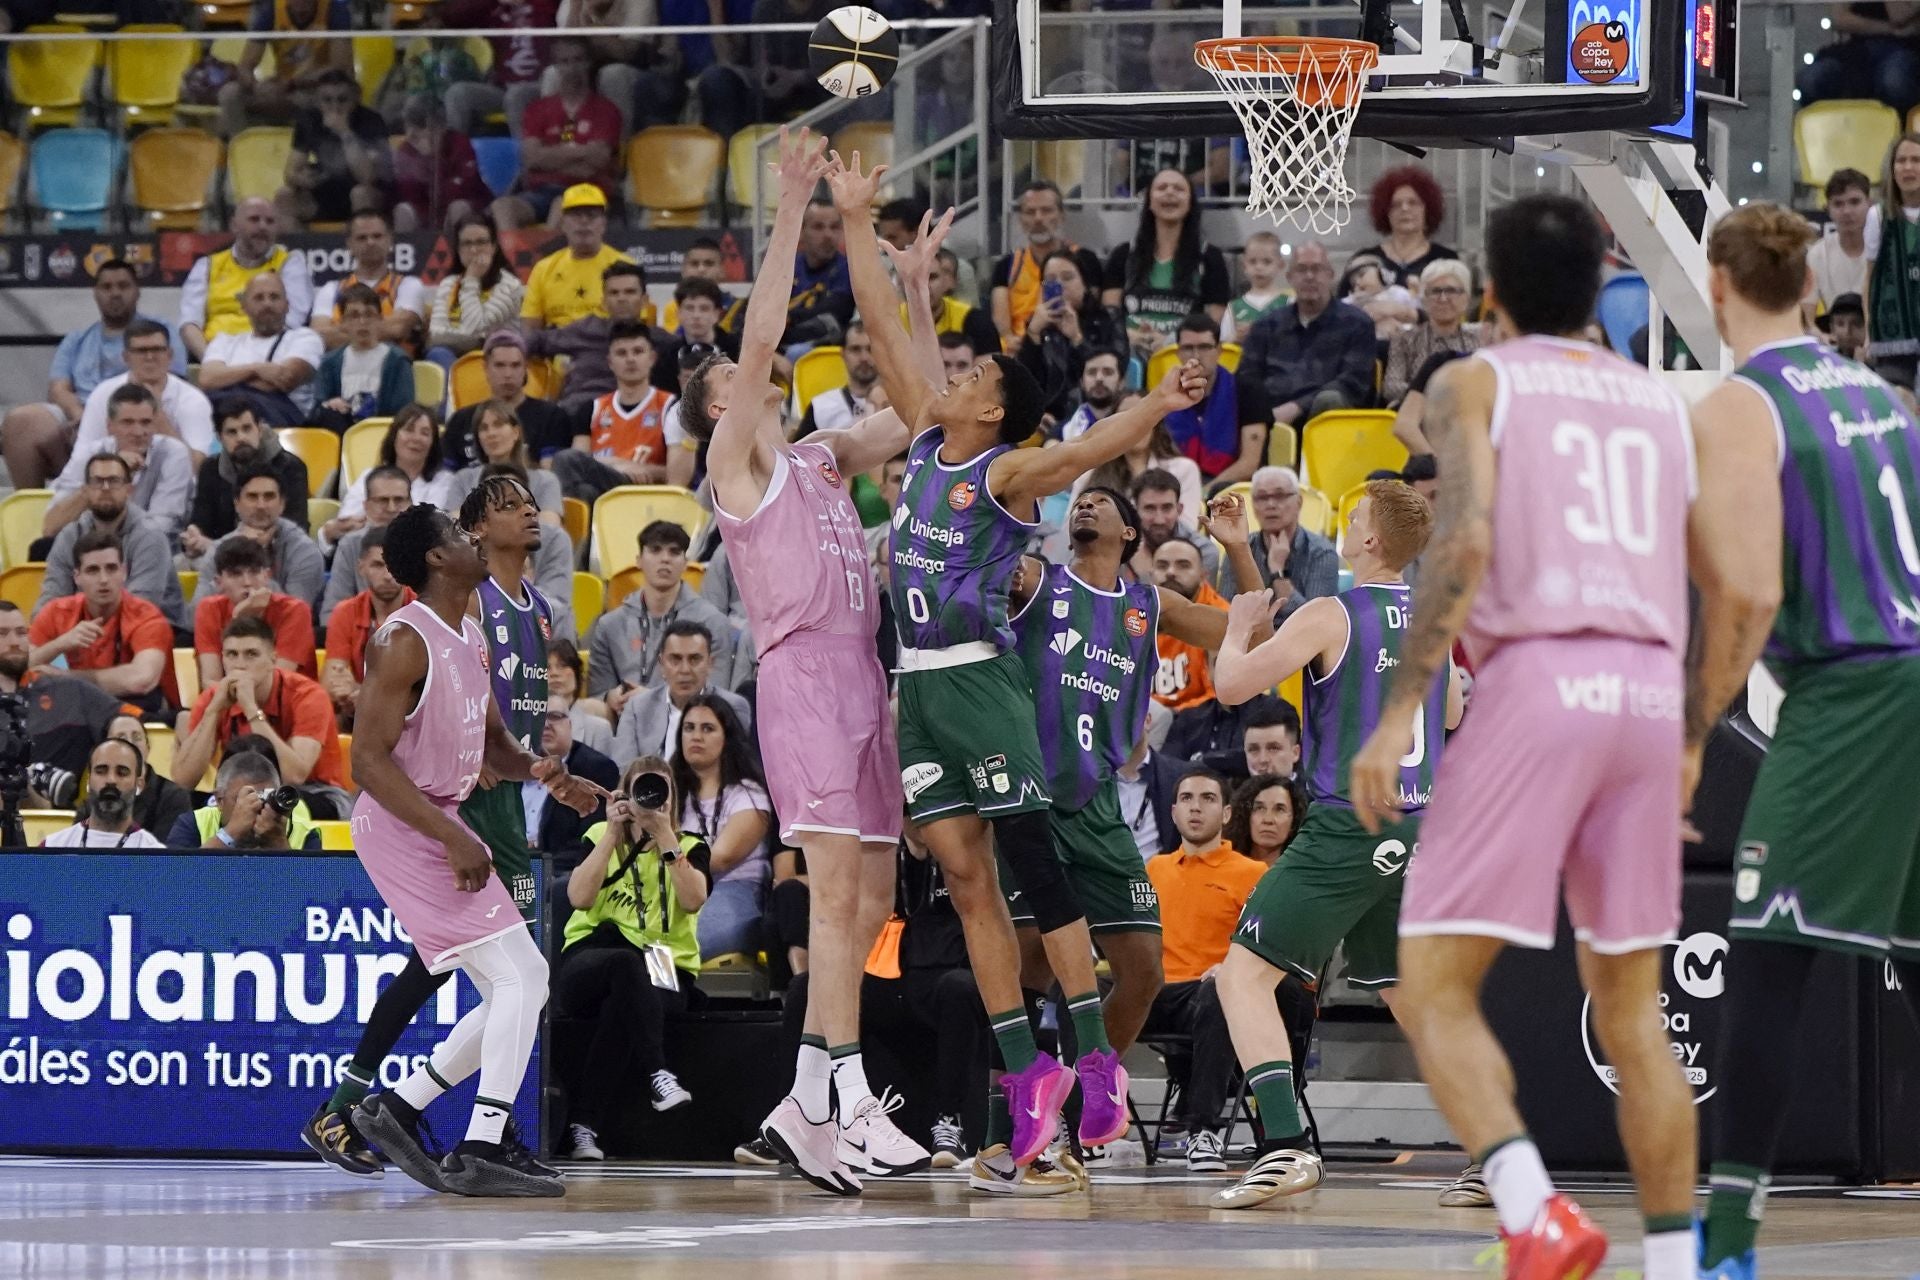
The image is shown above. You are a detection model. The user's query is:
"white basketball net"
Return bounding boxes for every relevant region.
[1196,38,1378,235]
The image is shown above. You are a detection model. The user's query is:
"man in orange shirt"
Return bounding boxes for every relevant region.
[194,536,317,687]
[1152,536,1228,712]
[550,320,674,505]
[1141,767,1268,1171]
[172,615,349,816]
[27,525,175,718]
[320,525,413,730]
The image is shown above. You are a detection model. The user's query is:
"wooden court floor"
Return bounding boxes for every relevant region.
[1,1153,1915,1278]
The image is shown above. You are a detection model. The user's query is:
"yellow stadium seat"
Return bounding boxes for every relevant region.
[590,486,706,577]
[338,733,355,792]
[1276,667,1303,718]
[793,345,848,415]
[142,723,175,778]
[315,819,354,850]
[352,35,396,108]
[1794,100,1902,191]
[0,133,24,217]
[173,647,200,707]
[9,26,99,127]
[0,562,44,611]
[278,427,341,496]
[1336,482,1368,534]
[1220,341,1241,373]
[22,809,76,844]
[1031,138,1087,197]
[108,24,200,122]
[607,564,642,609]
[1146,344,1177,390]
[177,570,197,600]
[526,357,555,400]
[627,125,724,227]
[340,417,388,492]
[450,350,489,410]
[1297,485,1333,537]
[129,127,222,230]
[572,570,605,636]
[1267,421,1298,469]
[682,561,704,593]
[226,126,294,205]
[314,646,326,670]
[413,359,446,409]
[832,120,894,174]
[727,124,781,214]
[0,489,51,569]
[1299,409,1406,508]
[307,497,340,538]
[562,496,589,549]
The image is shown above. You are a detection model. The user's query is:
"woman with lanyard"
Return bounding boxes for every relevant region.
[1867,132,1920,393]
[673,694,774,961]
[556,756,712,1159]
[427,216,526,370]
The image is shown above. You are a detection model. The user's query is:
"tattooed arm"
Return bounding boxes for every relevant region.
[1348,357,1497,832]
[1681,380,1784,805]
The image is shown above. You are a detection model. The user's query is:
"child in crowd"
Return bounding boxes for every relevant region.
[1341,254,1419,343]
[1224,231,1288,342]
[313,284,415,431]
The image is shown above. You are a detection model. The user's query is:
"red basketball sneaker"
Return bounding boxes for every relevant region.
[1501,1195,1608,1280]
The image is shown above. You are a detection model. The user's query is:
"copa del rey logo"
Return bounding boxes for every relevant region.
[1123,608,1149,638]
[1582,931,1727,1104]
[946,482,978,512]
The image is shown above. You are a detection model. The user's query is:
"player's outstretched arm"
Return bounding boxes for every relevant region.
[993,359,1208,506]
[354,621,492,891]
[1349,357,1496,832]
[827,154,937,429]
[710,127,827,484]
[1683,381,1784,802]
[1214,593,1340,706]
[1196,491,1271,647]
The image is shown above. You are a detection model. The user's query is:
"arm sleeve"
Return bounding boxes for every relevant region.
[125,526,177,609]
[429,278,455,341]
[174,386,215,454]
[148,443,194,538]
[1301,536,1340,600]
[313,349,343,402]
[193,598,221,657]
[1236,323,1272,425]
[179,258,211,331]
[1104,244,1130,297]
[281,253,314,326]
[34,534,73,614]
[520,261,547,320]
[1382,329,1415,406]
[378,350,415,415]
[320,538,360,618]
[48,329,83,385]
[479,276,525,333]
[283,535,327,609]
[588,622,618,696]
[280,455,311,533]
[166,320,189,376]
[189,461,221,534]
[279,597,318,669]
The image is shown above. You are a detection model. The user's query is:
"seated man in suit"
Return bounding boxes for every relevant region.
[529,707,617,867]
[611,620,751,766]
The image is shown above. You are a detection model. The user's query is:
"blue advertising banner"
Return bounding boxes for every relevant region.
[0,851,542,1157]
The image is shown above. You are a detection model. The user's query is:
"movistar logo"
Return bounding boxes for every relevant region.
[1049,627,1083,656]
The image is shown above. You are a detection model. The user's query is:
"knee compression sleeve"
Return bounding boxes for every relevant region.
[990,809,1083,933]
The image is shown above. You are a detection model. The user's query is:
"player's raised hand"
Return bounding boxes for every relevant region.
[1224,589,1273,637]
[533,754,608,815]
[1349,720,1413,834]
[1202,491,1251,547]
[1153,358,1210,413]
[771,126,827,196]
[824,150,889,216]
[443,826,492,892]
[878,207,957,287]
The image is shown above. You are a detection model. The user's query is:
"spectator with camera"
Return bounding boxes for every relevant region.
[165,740,317,850]
[0,602,138,805]
[671,694,773,960]
[183,402,312,563]
[36,452,190,633]
[105,715,193,846]
[610,620,751,766]
[592,523,736,713]
[558,755,712,1157]
[40,738,168,849]
[27,526,176,720]
[526,707,617,862]
[173,617,350,817]
[196,537,318,687]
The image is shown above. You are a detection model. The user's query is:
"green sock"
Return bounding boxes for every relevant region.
[326,1063,376,1114]
[1645,1213,1695,1235]
[1703,1162,1769,1266]
[989,1006,1039,1073]
[1065,990,1111,1055]
[1247,1060,1303,1143]
[985,1082,1011,1149]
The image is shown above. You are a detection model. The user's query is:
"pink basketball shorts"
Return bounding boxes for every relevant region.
[756,632,903,847]
[1401,635,1684,954]
[349,792,522,974]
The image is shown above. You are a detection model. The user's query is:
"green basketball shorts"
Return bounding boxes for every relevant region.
[1231,806,1421,988]
[1004,780,1160,934]
[459,781,538,923]
[897,651,1053,824]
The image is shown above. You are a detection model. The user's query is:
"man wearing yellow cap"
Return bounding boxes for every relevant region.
[521,185,637,333]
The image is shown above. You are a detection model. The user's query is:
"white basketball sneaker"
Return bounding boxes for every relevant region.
[839,1088,932,1177]
[761,1095,861,1196]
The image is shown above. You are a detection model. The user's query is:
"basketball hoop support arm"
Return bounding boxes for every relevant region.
[1553,137,1732,371]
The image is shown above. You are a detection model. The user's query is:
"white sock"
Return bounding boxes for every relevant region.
[794,1041,832,1123]
[1484,1138,1555,1236]
[830,1049,873,1123]
[457,927,550,1146]
[1641,1228,1696,1280]
[394,974,488,1112]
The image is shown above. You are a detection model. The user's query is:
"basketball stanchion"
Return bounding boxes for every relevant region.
[1194,36,1379,235]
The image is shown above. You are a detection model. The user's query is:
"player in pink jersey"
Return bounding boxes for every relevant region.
[1346,196,1768,1280]
[677,129,950,1193]
[345,503,603,1199]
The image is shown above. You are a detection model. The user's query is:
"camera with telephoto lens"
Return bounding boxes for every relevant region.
[262,786,300,817]
[629,772,669,811]
[27,762,79,809]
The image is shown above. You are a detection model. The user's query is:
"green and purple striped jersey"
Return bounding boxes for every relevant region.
[1733,338,1920,670]
[1012,560,1161,810]
[1304,583,1448,812]
[890,428,1036,652]
[477,575,553,750]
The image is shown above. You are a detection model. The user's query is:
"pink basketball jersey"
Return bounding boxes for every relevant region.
[712,439,879,655]
[380,600,490,804]
[1465,335,1695,662]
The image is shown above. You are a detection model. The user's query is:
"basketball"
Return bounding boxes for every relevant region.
[809,6,899,99]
